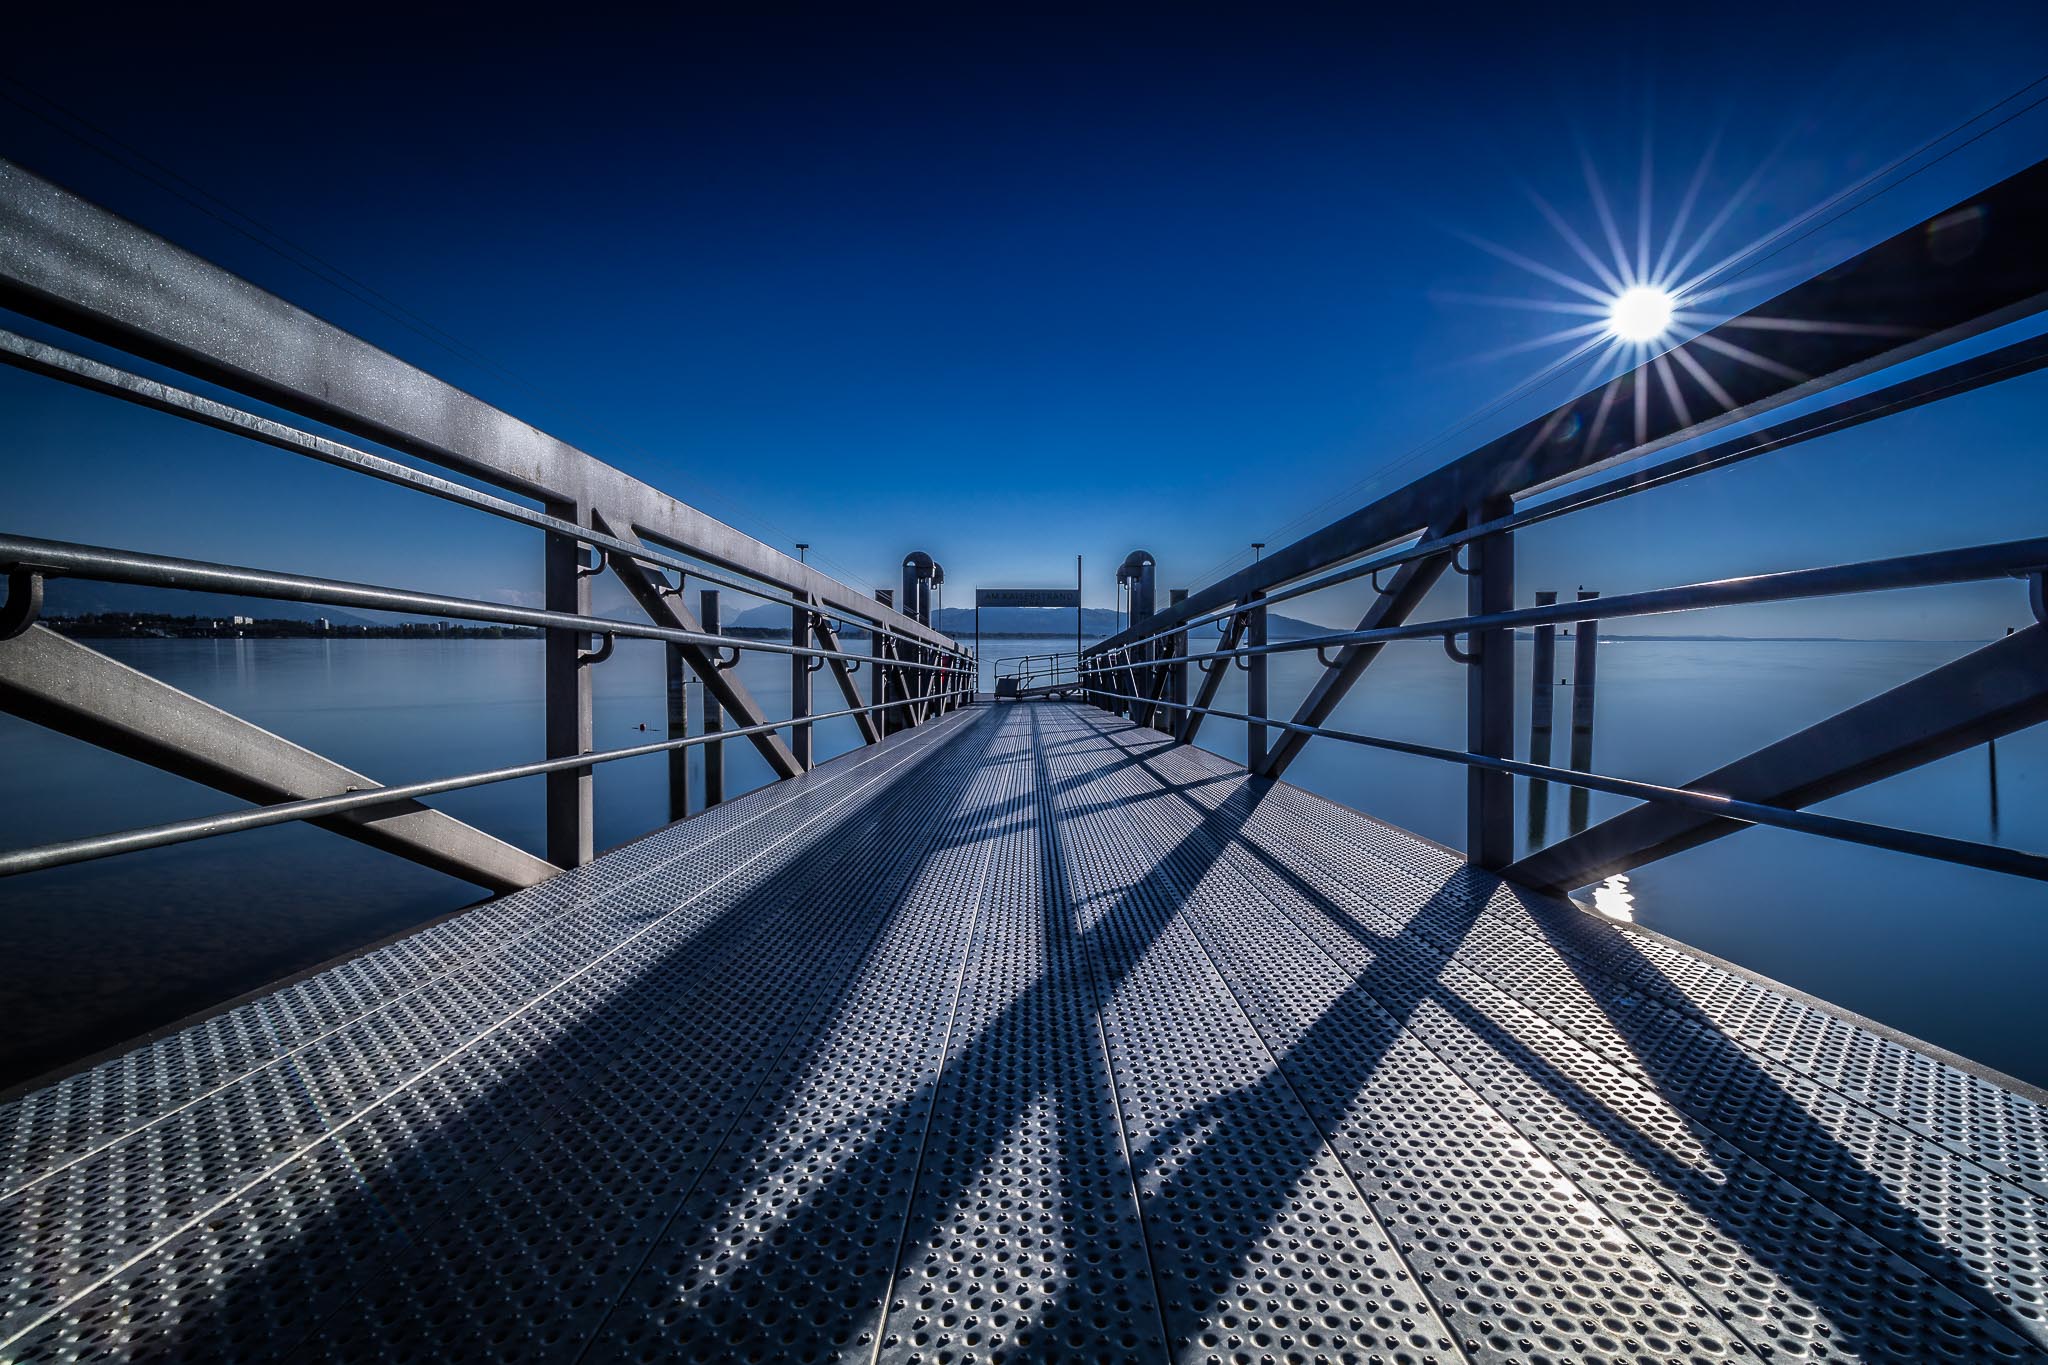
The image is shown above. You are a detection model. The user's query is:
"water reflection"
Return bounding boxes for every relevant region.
[1587,873,1636,922]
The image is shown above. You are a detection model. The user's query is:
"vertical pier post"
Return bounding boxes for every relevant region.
[1245,592,1269,773]
[790,599,813,769]
[1467,495,1515,869]
[543,506,594,868]
[1076,554,1084,693]
[1526,589,1557,848]
[666,640,690,823]
[876,588,902,735]
[700,588,724,809]
[869,615,886,736]
[1168,587,1189,734]
[1568,588,1600,834]
[1990,625,2009,835]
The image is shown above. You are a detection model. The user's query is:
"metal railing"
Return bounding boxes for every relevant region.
[991,650,1089,696]
[0,157,973,890]
[1076,154,2048,892]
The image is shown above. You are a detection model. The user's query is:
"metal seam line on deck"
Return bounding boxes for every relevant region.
[1032,712,1482,1358]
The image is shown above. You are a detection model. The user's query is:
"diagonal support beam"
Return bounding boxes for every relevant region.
[1178,610,1246,747]
[1507,624,2048,892]
[812,614,882,746]
[1138,647,1175,733]
[594,513,803,779]
[915,644,941,724]
[1257,522,1461,780]
[878,635,912,735]
[0,626,554,892]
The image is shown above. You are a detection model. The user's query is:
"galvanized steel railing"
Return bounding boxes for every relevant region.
[1074,155,2048,892]
[0,157,972,890]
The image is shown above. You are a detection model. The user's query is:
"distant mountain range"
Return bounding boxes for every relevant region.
[727,603,1334,639]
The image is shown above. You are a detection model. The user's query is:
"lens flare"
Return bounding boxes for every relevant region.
[1608,285,1675,341]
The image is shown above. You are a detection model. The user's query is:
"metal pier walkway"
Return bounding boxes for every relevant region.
[4,701,2044,1363]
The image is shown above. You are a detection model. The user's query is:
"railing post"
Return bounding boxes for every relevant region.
[876,590,905,735]
[701,588,724,808]
[1168,588,1189,733]
[791,599,813,769]
[1569,588,1600,833]
[665,638,690,824]
[543,505,594,868]
[1245,592,1268,772]
[1467,495,1515,868]
[872,622,888,736]
[1526,589,1557,849]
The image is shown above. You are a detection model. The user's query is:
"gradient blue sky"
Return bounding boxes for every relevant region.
[4,4,2046,638]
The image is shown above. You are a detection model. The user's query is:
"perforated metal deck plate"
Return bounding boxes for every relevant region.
[2,703,2044,1362]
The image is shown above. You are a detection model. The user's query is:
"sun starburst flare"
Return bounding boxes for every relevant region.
[1440,132,1904,449]
[1607,284,1675,342]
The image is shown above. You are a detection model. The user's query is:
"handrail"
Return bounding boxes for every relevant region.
[1090,538,2048,668]
[1083,157,2048,664]
[0,159,959,654]
[0,158,977,880]
[1076,685,2048,883]
[1063,159,2048,884]
[1087,328,2048,662]
[0,326,953,658]
[0,693,951,878]
[0,535,972,673]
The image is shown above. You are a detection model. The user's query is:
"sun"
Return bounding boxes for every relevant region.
[1607,284,1675,342]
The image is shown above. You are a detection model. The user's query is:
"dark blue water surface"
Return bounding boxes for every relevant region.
[1,633,2042,1090]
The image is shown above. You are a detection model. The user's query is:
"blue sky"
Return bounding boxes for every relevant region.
[4,4,2046,638]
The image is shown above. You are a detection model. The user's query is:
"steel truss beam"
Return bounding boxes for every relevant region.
[1086,158,2048,662]
[1506,624,2048,892]
[0,328,950,661]
[595,514,803,780]
[0,626,554,891]
[0,159,957,657]
[1083,332,2048,668]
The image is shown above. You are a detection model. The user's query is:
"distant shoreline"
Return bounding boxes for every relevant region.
[42,614,1996,647]
[46,613,540,641]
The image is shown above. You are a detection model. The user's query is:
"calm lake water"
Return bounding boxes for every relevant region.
[2,633,2042,1091]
